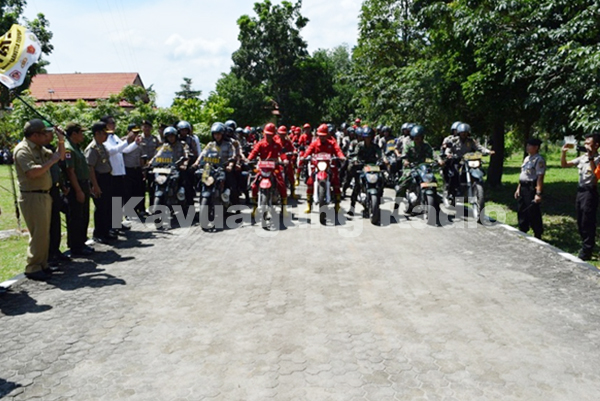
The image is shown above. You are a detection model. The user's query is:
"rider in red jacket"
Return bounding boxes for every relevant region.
[302,124,346,213]
[247,123,288,217]
[274,125,299,199]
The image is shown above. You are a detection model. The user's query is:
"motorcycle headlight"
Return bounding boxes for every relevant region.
[423,173,434,182]
[317,161,328,171]
[155,175,167,185]
[366,173,379,184]
[468,160,481,168]
[261,171,272,177]
[203,176,215,186]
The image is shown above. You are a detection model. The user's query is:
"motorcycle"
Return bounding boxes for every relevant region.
[354,161,384,225]
[195,151,230,229]
[151,157,188,218]
[382,151,401,188]
[397,159,441,226]
[252,160,284,228]
[445,152,486,223]
[307,152,339,225]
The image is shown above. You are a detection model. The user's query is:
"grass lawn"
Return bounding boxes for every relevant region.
[0,164,21,232]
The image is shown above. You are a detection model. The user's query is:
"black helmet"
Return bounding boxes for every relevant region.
[327,124,335,134]
[224,120,237,132]
[355,127,363,137]
[456,123,471,134]
[164,127,177,137]
[376,124,383,132]
[362,126,374,137]
[410,125,425,138]
[235,127,244,135]
[347,126,355,135]
[382,125,391,134]
[176,120,191,131]
[211,122,226,134]
[340,122,348,130]
[451,121,462,133]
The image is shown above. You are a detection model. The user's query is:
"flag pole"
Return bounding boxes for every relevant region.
[13,93,54,126]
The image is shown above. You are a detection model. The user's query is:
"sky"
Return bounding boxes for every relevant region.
[23,0,363,107]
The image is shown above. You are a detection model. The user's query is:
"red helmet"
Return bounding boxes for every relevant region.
[294,126,301,134]
[355,118,361,124]
[277,125,288,134]
[303,123,311,129]
[317,123,329,136]
[264,123,276,135]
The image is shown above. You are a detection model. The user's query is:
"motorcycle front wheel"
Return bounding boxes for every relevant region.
[199,197,212,229]
[426,193,440,226]
[318,182,327,225]
[370,194,380,226]
[472,183,485,223]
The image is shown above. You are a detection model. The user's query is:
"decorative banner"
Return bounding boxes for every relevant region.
[0,24,42,89]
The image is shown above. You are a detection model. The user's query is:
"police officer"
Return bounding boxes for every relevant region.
[85,122,116,244]
[514,138,545,239]
[561,132,600,260]
[64,123,94,256]
[13,119,65,280]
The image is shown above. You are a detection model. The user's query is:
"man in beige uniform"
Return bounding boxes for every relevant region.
[13,119,65,280]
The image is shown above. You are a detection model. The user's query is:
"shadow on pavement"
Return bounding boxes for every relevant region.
[45,260,126,291]
[0,290,52,316]
[0,378,21,398]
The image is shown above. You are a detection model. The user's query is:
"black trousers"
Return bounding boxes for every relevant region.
[93,173,113,238]
[67,181,90,252]
[124,167,145,215]
[111,175,125,229]
[517,182,543,238]
[49,185,62,259]
[576,186,598,256]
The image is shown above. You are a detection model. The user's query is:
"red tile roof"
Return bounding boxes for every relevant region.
[29,73,145,102]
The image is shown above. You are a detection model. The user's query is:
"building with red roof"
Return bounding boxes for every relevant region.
[29,72,148,108]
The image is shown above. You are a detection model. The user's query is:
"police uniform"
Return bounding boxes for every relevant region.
[570,152,600,259]
[64,136,91,252]
[13,138,54,274]
[85,140,113,240]
[517,152,545,238]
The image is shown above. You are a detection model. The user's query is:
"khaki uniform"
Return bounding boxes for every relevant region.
[13,138,54,273]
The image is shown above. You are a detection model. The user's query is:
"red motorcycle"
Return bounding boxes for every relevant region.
[254,160,283,228]
[308,152,338,224]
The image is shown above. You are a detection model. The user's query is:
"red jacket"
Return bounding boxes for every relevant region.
[248,139,285,161]
[298,133,314,147]
[274,135,295,153]
[304,137,345,159]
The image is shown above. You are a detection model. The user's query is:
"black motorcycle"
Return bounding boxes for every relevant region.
[195,152,230,230]
[354,161,384,225]
[150,157,188,218]
[445,152,486,223]
[397,159,441,226]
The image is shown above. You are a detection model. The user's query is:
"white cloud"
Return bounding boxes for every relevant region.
[23,0,362,107]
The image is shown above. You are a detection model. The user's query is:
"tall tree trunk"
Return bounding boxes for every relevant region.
[487,119,505,187]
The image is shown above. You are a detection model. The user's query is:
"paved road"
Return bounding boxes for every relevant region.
[2,189,600,400]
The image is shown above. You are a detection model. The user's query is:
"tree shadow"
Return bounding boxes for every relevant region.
[0,378,21,398]
[0,290,52,316]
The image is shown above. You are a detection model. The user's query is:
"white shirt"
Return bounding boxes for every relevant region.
[104,134,139,176]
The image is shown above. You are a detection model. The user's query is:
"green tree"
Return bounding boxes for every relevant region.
[174,77,202,100]
[230,0,313,124]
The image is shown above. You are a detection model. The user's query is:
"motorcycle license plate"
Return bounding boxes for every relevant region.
[363,165,380,173]
[152,167,172,174]
[420,182,437,188]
